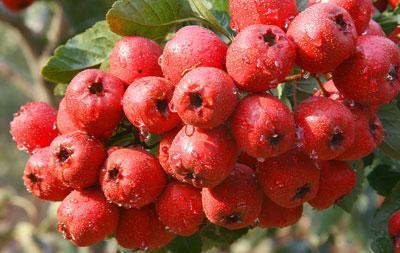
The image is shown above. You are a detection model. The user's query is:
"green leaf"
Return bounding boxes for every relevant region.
[200,224,249,247]
[378,103,400,160]
[337,160,365,213]
[106,0,192,41]
[368,164,400,197]
[53,83,68,97]
[370,182,400,253]
[41,21,121,84]
[296,0,309,11]
[205,0,229,12]
[166,234,202,253]
[374,7,400,35]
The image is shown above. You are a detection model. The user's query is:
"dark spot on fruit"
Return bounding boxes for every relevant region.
[335,14,347,31]
[369,121,378,138]
[138,69,143,74]
[88,82,103,95]
[189,93,203,109]
[387,65,398,82]
[263,32,276,46]
[292,183,311,200]
[268,133,283,146]
[108,167,119,181]
[329,131,344,150]
[225,213,242,224]
[57,146,71,163]
[184,171,195,180]
[156,99,169,116]
[27,173,40,183]
[59,223,72,240]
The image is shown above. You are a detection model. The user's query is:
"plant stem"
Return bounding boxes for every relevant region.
[313,74,328,96]
[285,73,303,82]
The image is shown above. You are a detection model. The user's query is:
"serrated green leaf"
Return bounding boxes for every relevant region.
[368,164,400,197]
[166,234,202,253]
[378,103,400,160]
[41,21,121,84]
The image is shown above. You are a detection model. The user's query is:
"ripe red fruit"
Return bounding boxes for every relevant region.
[390,211,400,252]
[374,0,388,12]
[115,204,175,250]
[161,26,227,84]
[389,26,400,45]
[226,24,296,92]
[333,36,400,105]
[65,69,125,140]
[23,147,71,201]
[109,36,163,85]
[202,164,263,230]
[57,189,119,247]
[258,196,303,228]
[389,0,400,8]
[295,96,355,160]
[231,94,296,159]
[362,20,386,36]
[169,126,238,188]
[308,161,356,210]
[3,0,33,11]
[172,67,238,128]
[56,98,80,135]
[100,148,166,209]
[122,77,181,134]
[287,3,357,73]
[229,0,298,31]
[158,128,181,177]
[50,132,106,189]
[10,102,58,153]
[156,181,205,236]
[256,151,320,208]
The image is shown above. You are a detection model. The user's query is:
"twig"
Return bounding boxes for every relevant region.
[285,73,303,82]
[313,74,328,96]
[0,59,33,98]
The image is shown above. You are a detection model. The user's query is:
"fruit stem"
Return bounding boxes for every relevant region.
[313,74,328,96]
[285,73,303,82]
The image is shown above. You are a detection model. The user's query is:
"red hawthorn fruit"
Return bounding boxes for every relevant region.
[172,67,238,128]
[295,96,355,160]
[65,69,126,140]
[389,26,400,44]
[115,204,175,250]
[109,36,163,85]
[389,0,400,8]
[23,147,71,201]
[158,128,181,177]
[122,77,181,134]
[308,161,356,210]
[287,3,357,73]
[389,210,400,253]
[161,26,227,84]
[168,126,238,188]
[231,94,296,159]
[3,0,33,11]
[202,164,263,230]
[57,189,119,247]
[258,196,303,228]
[100,148,166,209]
[229,0,298,31]
[373,0,388,12]
[256,151,320,208]
[237,152,258,170]
[362,20,386,36]
[226,24,296,92]
[56,98,80,135]
[156,181,205,236]
[10,102,58,154]
[50,132,106,189]
[333,36,400,105]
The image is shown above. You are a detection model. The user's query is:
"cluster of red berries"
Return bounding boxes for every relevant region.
[9,0,400,250]
[1,0,34,11]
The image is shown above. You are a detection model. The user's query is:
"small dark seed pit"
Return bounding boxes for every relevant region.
[387,65,398,82]
[268,133,283,146]
[225,213,242,225]
[57,146,71,163]
[330,131,344,150]
[292,183,311,201]
[138,69,143,74]
[28,173,40,183]
[263,32,276,46]
[108,167,120,181]
[156,99,169,115]
[189,93,203,109]
[88,82,103,95]
[335,14,347,31]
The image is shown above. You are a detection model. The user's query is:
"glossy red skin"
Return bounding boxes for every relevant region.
[226,24,296,92]
[389,27,400,44]
[202,164,263,230]
[229,0,298,31]
[156,181,205,236]
[123,77,181,134]
[56,98,80,135]
[258,196,303,228]
[50,132,106,189]
[161,26,227,84]
[389,0,400,8]
[237,152,258,170]
[389,211,400,238]
[256,151,320,208]
[57,189,119,247]
[115,204,175,250]
[374,0,388,12]
[308,161,356,210]
[333,36,400,105]
[231,94,296,159]
[362,20,386,36]
[100,148,166,209]
[308,0,372,33]
[65,69,126,140]
[168,126,238,188]
[3,0,33,11]
[23,147,72,201]
[172,67,238,128]
[109,36,162,85]
[287,3,357,73]
[295,96,355,160]
[158,128,181,177]
[10,102,58,154]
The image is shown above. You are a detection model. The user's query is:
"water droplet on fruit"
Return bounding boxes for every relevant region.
[257,157,266,162]
[310,150,318,160]
[303,72,311,79]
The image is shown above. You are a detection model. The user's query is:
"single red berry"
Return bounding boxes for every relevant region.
[362,20,386,36]
[229,0,298,31]
[23,147,72,201]
[56,98,80,135]
[389,210,400,253]
[161,26,227,84]
[122,77,181,134]
[3,0,33,11]
[231,94,296,159]
[308,161,356,210]
[50,132,106,189]
[10,102,58,153]
[333,36,400,105]
[389,26,400,45]
[226,24,296,92]
[256,151,320,208]
[100,148,166,209]
[373,0,388,12]
[65,69,126,140]
[57,189,119,247]
[202,164,263,230]
[295,96,355,160]
[169,126,238,188]
[172,67,238,128]
[258,196,303,228]
[156,181,205,236]
[109,36,163,85]
[158,128,181,177]
[287,3,357,73]
[389,0,400,8]
[115,204,175,250]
